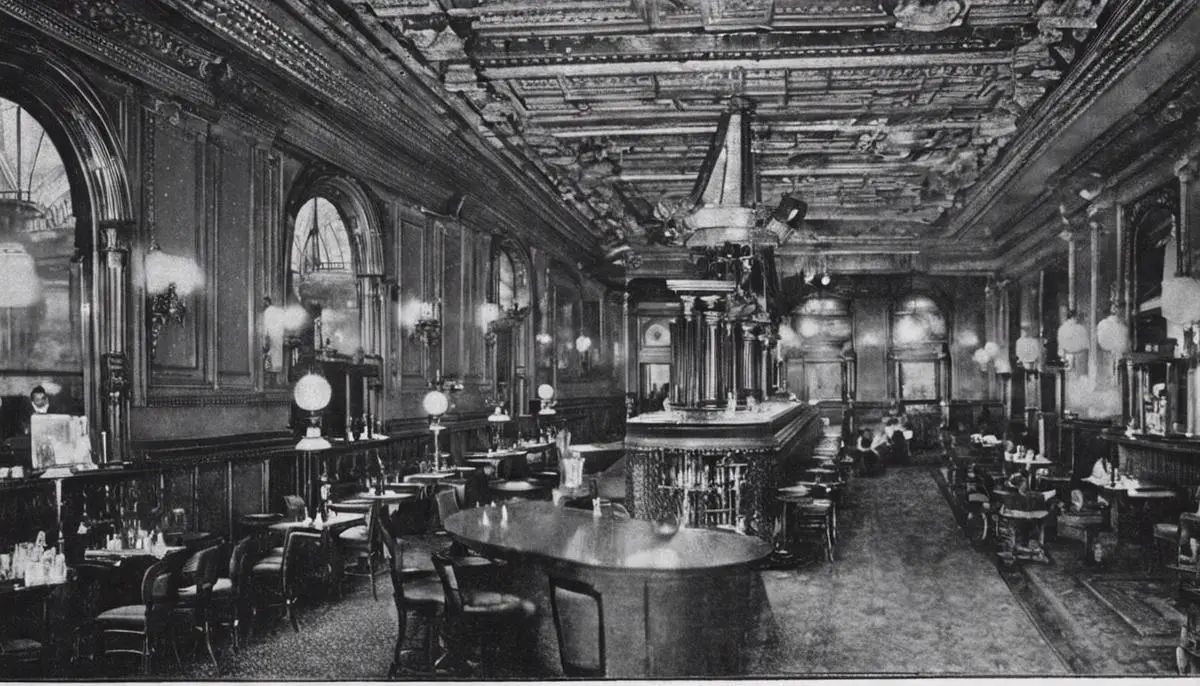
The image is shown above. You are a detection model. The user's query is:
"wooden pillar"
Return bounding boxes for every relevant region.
[98,226,130,462]
[703,311,720,403]
[740,322,755,393]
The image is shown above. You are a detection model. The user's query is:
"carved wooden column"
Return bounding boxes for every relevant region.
[703,309,721,403]
[98,226,130,462]
[1176,156,1200,433]
[740,322,755,393]
[757,329,771,397]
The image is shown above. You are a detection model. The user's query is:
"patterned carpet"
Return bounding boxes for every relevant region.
[751,466,1067,675]
[94,466,1068,679]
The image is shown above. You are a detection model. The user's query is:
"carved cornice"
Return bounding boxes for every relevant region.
[0,0,216,105]
[945,0,1194,239]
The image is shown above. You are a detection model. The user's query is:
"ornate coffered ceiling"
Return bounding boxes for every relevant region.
[358,0,1114,255]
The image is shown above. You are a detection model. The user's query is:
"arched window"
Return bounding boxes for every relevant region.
[889,294,948,403]
[487,242,531,415]
[289,196,359,354]
[0,97,83,431]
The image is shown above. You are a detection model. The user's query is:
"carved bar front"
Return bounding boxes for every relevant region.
[625,402,822,544]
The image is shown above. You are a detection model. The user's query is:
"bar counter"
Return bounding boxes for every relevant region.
[1105,431,1200,486]
[624,401,823,542]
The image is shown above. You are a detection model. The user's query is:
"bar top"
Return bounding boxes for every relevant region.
[1106,431,1200,456]
[443,501,770,574]
[627,400,803,427]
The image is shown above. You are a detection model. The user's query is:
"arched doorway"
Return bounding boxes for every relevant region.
[0,30,134,458]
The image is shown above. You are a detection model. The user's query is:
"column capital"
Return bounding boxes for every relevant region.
[1175,153,1200,182]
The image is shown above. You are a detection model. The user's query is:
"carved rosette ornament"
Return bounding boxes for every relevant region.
[889,0,970,32]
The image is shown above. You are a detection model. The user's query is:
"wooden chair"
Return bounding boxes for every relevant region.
[334,504,387,600]
[431,550,537,677]
[94,560,180,674]
[250,530,317,633]
[175,544,222,667]
[548,576,605,678]
[1170,513,1200,595]
[790,498,836,563]
[382,533,444,676]
[209,536,255,653]
[1156,488,1200,569]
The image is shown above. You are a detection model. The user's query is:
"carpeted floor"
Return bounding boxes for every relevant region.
[751,466,1067,676]
[144,466,1069,679]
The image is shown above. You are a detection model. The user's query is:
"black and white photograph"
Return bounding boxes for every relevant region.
[0,0,1198,680]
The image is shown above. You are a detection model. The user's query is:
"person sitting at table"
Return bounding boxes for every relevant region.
[852,428,882,476]
[885,417,910,465]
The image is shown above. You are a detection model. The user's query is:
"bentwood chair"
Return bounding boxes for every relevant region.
[431,551,537,677]
[209,536,255,653]
[548,576,605,678]
[334,503,387,600]
[175,545,222,667]
[94,560,180,674]
[250,530,317,634]
[382,532,444,676]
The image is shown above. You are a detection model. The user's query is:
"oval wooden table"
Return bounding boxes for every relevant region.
[443,500,771,677]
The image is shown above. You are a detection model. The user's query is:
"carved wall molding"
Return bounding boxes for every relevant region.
[143,389,293,408]
[946,0,1194,239]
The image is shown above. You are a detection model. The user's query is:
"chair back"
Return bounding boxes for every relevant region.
[548,576,605,678]
[141,560,178,621]
[281,530,320,595]
[435,488,460,524]
[192,545,222,608]
[329,501,371,516]
[228,536,254,593]
[380,531,407,609]
[1180,513,1200,564]
[430,551,464,616]
[284,495,307,521]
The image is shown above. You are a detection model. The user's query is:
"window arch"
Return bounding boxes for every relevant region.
[289,196,360,354]
[488,239,532,415]
[889,293,949,404]
[0,96,84,430]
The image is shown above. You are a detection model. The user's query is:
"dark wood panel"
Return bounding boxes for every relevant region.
[399,210,425,377]
[195,463,228,536]
[231,459,264,524]
[149,117,206,378]
[216,142,254,381]
[163,467,195,519]
[268,454,296,516]
[952,291,986,400]
[442,221,463,377]
[854,298,888,401]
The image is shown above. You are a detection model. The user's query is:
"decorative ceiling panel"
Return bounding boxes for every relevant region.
[359,0,1116,253]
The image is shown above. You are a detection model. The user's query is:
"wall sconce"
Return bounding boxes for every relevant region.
[402,299,441,347]
[294,372,333,451]
[145,242,204,360]
[1057,311,1089,367]
[261,298,310,373]
[536,331,553,346]
[574,334,593,353]
[482,301,530,345]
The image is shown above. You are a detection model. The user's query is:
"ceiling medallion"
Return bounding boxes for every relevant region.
[890,0,970,33]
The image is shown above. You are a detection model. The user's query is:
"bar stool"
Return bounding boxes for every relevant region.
[431,551,537,677]
[790,498,836,563]
[775,488,811,563]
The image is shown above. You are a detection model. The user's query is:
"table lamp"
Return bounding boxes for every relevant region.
[423,390,449,471]
[537,383,556,415]
[294,372,333,451]
[487,405,511,451]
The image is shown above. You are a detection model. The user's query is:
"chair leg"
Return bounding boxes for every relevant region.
[202,620,218,669]
[286,598,300,633]
[141,636,151,675]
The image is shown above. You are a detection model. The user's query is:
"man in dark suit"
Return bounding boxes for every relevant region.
[20,385,55,435]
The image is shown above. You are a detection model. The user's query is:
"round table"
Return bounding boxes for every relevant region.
[444,500,770,677]
[464,450,530,480]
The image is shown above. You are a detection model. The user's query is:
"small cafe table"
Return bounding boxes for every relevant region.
[444,500,770,677]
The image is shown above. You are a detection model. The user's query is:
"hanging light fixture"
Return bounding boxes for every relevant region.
[1057,311,1089,355]
[0,243,42,308]
[1097,314,1130,355]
